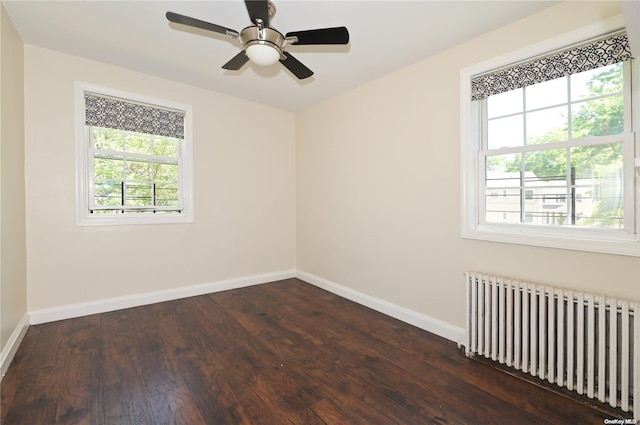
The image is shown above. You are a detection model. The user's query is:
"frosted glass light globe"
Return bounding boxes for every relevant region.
[246,44,280,66]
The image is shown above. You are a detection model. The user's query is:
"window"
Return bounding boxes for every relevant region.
[76,84,193,225]
[461,26,640,256]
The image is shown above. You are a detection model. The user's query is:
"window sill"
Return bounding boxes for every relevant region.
[77,213,193,227]
[462,224,640,257]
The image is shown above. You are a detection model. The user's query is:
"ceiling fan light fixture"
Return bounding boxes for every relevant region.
[167,0,350,79]
[246,42,280,66]
[241,26,284,67]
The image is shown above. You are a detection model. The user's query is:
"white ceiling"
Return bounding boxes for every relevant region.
[3,1,560,112]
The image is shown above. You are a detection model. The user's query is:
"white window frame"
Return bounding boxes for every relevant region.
[75,82,194,226]
[460,16,640,257]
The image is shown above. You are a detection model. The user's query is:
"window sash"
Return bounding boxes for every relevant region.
[478,133,635,232]
[87,127,184,213]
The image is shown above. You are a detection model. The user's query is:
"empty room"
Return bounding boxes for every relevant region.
[1,0,639,424]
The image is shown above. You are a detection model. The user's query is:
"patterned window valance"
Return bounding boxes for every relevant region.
[84,93,185,139]
[471,32,633,101]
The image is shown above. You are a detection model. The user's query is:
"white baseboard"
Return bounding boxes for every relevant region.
[296,270,465,344]
[29,269,297,325]
[26,268,464,347]
[1,313,29,379]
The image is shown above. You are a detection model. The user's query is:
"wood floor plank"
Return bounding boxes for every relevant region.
[128,303,183,399]
[149,385,207,425]
[54,315,102,425]
[1,279,625,424]
[2,320,72,425]
[99,309,157,425]
[0,325,41,424]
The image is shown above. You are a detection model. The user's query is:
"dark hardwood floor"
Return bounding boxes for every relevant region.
[1,278,625,424]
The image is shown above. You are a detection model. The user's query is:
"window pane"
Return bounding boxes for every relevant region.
[485,188,521,224]
[486,153,521,175]
[153,138,179,157]
[571,143,623,229]
[523,148,568,226]
[526,106,568,144]
[485,154,521,224]
[524,148,567,187]
[125,182,153,206]
[571,95,624,138]
[94,157,123,181]
[125,134,153,155]
[154,163,179,182]
[524,191,568,226]
[488,115,523,149]
[525,77,567,110]
[93,127,123,151]
[487,88,523,118]
[155,183,179,207]
[94,182,122,207]
[570,63,623,100]
[125,159,152,181]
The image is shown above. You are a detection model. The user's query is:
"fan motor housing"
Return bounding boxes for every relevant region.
[240,26,285,55]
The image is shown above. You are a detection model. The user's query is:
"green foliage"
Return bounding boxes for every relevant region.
[91,127,180,210]
[524,149,566,180]
[486,64,626,227]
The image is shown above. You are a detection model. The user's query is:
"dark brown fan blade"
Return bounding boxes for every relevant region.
[280,53,313,80]
[222,51,250,70]
[286,27,349,45]
[166,12,239,37]
[244,0,270,27]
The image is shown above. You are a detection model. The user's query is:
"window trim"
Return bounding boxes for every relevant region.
[75,82,194,226]
[460,16,640,257]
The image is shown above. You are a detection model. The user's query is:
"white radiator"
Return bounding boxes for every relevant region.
[465,272,639,414]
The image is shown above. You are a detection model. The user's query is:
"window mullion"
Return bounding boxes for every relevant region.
[486,134,631,156]
[623,132,636,234]
[522,88,527,147]
[567,148,574,226]
[521,89,527,224]
[87,128,97,211]
[121,132,127,211]
[92,149,178,164]
[567,75,573,141]
[520,152,525,224]
[623,61,632,133]
[479,98,489,225]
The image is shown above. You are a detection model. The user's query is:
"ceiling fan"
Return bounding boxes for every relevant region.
[166,0,350,80]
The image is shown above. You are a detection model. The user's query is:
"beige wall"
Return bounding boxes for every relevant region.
[13,1,640,336]
[296,1,640,330]
[1,4,27,351]
[24,46,296,311]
